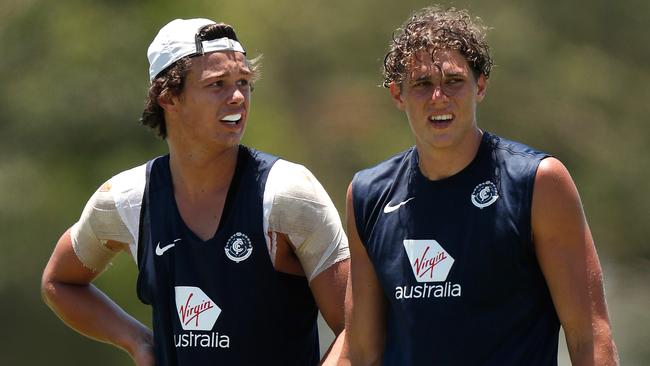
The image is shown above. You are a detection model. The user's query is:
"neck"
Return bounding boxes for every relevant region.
[167,141,239,200]
[416,128,483,181]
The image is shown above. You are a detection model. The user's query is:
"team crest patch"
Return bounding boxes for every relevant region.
[471,181,499,209]
[224,232,253,263]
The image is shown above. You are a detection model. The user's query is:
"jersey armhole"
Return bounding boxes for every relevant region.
[110,163,148,263]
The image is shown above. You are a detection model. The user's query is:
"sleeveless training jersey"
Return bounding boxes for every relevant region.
[137,146,319,366]
[352,132,559,365]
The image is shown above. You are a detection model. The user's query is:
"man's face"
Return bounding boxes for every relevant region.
[390,49,486,151]
[168,51,252,149]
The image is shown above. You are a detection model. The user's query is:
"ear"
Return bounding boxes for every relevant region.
[476,74,487,103]
[389,82,406,111]
[157,91,179,113]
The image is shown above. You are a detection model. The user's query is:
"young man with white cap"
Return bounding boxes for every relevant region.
[41,18,349,365]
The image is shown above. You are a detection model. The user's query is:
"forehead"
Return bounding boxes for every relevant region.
[407,49,471,77]
[189,51,250,80]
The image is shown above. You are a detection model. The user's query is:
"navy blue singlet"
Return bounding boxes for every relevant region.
[352,132,559,365]
[137,146,319,366]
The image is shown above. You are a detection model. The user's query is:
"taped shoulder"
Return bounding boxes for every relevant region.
[70,163,147,272]
[107,163,147,262]
[264,160,349,281]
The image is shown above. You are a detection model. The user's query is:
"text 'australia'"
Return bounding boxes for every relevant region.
[174,332,230,348]
[395,282,462,299]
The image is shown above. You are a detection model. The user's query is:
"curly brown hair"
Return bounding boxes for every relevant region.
[140,23,261,138]
[383,5,493,88]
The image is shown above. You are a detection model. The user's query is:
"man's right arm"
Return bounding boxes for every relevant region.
[41,229,154,365]
[342,183,387,366]
[41,173,153,365]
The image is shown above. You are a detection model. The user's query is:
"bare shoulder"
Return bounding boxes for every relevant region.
[533,157,581,204]
[532,157,587,250]
[536,157,573,184]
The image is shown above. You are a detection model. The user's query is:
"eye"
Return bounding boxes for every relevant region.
[237,79,250,87]
[209,80,225,87]
[413,80,431,88]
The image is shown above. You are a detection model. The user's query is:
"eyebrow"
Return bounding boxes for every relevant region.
[411,75,433,82]
[238,67,252,75]
[442,71,466,78]
[221,68,253,76]
[202,67,252,80]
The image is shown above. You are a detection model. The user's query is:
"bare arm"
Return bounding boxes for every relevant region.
[532,158,619,366]
[342,183,387,366]
[41,229,154,366]
[273,229,349,366]
[309,257,350,366]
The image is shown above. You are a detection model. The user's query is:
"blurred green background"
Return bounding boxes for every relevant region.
[1,0,648,364]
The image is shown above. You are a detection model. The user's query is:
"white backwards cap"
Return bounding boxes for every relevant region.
[147,18,246,81]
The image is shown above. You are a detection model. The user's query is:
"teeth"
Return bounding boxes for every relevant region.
[221,114,241,122]
[430,114,453,121]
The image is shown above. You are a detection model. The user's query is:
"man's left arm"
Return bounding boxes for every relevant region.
[310,258,350,365]
[532,157,619,365]
[265,161,350,365]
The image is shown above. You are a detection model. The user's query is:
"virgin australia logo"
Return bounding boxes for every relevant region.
[175,286,221,330]
[397,240,461,299]
[403,240,454,282]
[174,286,230,349]
[471,181,499,209]
[225,232,253,263]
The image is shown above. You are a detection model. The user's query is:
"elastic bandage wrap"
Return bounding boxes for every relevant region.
[71,160,347,279]
[70,183,134,272]
[264,160,349,282]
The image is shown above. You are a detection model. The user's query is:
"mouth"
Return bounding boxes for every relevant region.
[428,114,453,128]
[220,113,243,125]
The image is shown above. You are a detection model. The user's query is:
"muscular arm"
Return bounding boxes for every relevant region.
[310,257,350,365]
[265,161,351,364]
[41,229,153,365]
[41,229,154,365]
[532,158,619,366]
[343,183,386,366]
[41,169,152,365]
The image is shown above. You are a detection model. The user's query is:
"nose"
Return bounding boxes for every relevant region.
[228,87,245,105]
[430,85,448,103]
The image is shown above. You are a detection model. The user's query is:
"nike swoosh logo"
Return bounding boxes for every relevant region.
[383,197,415,213]
[155,239,180,256]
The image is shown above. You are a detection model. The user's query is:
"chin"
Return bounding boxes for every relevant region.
[424,135,457,149]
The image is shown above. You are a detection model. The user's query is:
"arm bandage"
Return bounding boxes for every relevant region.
[70,164,146,272]
[264,160,349,282]
[70,184,131,272]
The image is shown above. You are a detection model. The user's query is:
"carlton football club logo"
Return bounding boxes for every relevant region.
[225,232,253,263]
[471,180,499,209]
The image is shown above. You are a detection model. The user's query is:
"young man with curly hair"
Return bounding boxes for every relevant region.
[41,18,349,365]
[344,5,618,365]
